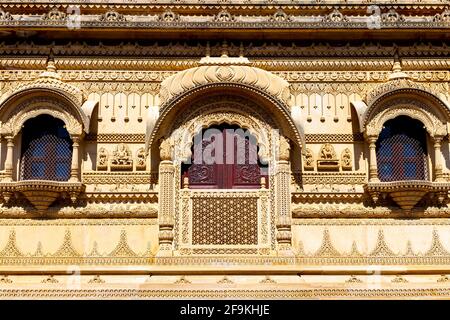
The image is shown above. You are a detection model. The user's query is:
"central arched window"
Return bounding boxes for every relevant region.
[20,115,73,181]
[181,124,268,189]
[376,116,428,182]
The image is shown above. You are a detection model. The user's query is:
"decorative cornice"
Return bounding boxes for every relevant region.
[0,8,449,30]
[1,42,450,60]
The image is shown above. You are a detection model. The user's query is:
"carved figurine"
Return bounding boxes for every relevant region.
[341,148,352,170]
[317,143,339,171]
[136,148,146,170]
[320,143,336,160]
[112,144,132,165]
[110,144,133,170]
[97,148,108,170]
[303,148,314,170]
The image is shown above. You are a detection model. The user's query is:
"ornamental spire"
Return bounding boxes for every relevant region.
[388,48,409,81]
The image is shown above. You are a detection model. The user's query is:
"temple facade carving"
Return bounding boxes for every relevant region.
[0,0,449,299]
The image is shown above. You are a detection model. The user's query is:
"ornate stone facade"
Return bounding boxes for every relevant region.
[0,0,450,299]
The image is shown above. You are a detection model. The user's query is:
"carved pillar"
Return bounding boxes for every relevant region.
[433,136,444,182]
[4,136,14,182]
[157,138,175,256]
[69,135,81,182]
[367,136,380,182]
[275,136,293,255]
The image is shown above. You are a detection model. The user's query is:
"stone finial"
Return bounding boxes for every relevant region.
[388,50,409,81]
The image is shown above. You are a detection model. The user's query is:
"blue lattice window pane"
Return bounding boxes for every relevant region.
[20,115,73,182]
[31,162,46,179]
[376,116,428,182]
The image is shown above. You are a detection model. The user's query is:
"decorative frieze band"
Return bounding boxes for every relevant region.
[0,8,449,30]
[305,133,364,143]
[85,133,145,143]
[299,172,367,185]
[1,41,450,59]
[81,172,153,184]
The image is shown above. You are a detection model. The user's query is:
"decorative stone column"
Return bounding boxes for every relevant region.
[433,136,444,182]
[367,135,380,182]
[157,138,175,257]
[275,136,293,255]
[69,135,81,182]
[3,136,14,182]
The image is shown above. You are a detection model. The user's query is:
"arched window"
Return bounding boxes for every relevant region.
[181,124,268,189]
[20,115,73,181]
[376,116,428,182]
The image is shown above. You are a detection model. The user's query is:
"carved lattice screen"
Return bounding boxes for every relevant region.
[376,116,428,182]
[20,115,72,181]
[191,195,258,246]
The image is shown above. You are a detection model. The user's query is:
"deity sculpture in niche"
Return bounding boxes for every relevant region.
[317,143,339,171]
[97,147,108,171]
[136,148,146,170]
[303,148,314,170]
[111,143,133,171]
[341,148,352,170]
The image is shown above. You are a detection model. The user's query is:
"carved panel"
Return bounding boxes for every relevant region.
[192,196,258,245]
[110,144,133,171]
[317,144,339,171]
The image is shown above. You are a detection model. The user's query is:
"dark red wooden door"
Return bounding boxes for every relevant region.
[182,125,268,189]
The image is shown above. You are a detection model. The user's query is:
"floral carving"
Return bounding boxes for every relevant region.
[433,10,450,22]
[0,10,13,21]
[271,10,290,22]
[42,9,66,21]
[99,11,126,22]
[381,10,405,23]
[323,9,348,23]
[215,10,234,23]
[160,10,178,22]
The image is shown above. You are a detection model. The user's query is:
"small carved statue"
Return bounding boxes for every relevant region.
[97,148,108,170]
[111,144,132,165]
[341,148,352,170]
[303,148,314,169]
[278,136,290,161]
[136,148,146,169]
[320,143,336,160]
[317,143,339,171]
[159,138,174,161]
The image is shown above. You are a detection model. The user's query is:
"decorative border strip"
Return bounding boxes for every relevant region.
[82,172,153,184]
[292,218,450,226]
[85,133,145,143]
[0,218,156,226]
[298,172,367,185]
[1,287,450,299]
[305,133,364,143]
[0,41,450,59]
